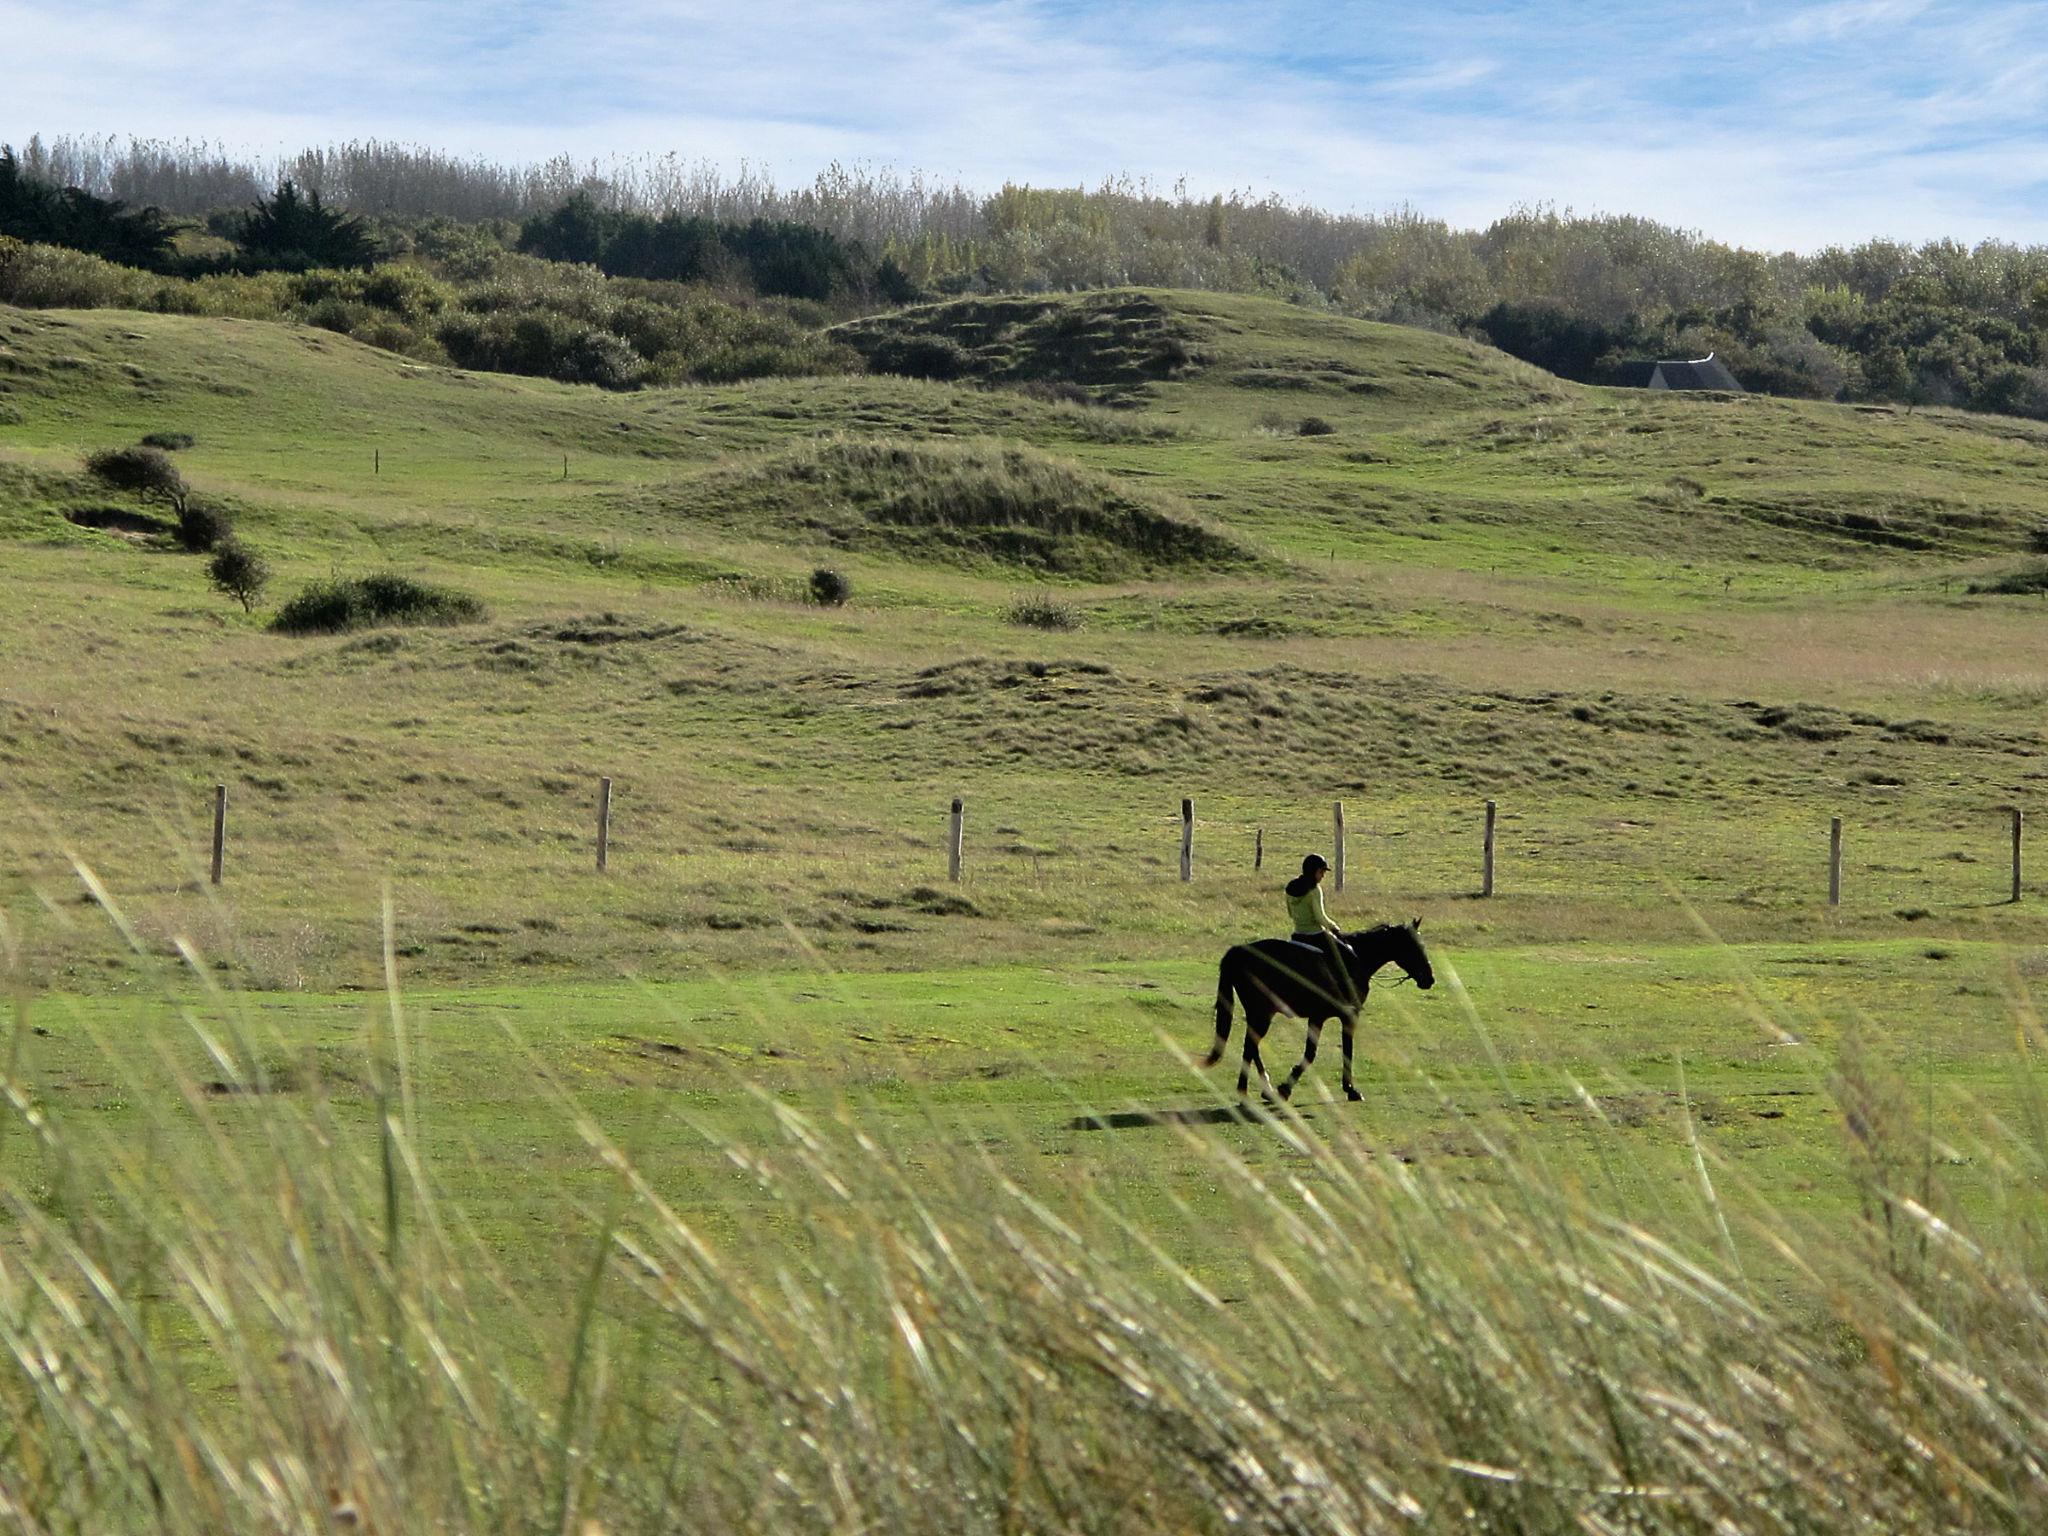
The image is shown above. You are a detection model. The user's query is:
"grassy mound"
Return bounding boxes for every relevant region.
[272,574,486,635]
[834,290,1200,403]
[694,434,1249,577]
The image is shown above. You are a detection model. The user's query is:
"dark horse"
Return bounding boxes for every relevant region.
[1204,922,1434,1100]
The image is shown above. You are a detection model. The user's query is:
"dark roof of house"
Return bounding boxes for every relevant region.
[1650,355,1743,391]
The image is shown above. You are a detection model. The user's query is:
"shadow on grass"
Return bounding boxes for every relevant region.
[1067,1104,1308,1131]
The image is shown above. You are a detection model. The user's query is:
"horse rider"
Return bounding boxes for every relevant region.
[1285,854,1351,957]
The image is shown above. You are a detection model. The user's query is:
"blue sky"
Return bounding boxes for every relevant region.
[6,0,2047,249]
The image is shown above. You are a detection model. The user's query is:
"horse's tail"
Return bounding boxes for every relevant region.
[1204,950,1239,1066]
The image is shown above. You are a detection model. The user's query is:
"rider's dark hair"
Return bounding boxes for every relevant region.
[1286,853,1328,898]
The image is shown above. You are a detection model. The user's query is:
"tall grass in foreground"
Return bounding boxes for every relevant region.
[1,887,2046,1532]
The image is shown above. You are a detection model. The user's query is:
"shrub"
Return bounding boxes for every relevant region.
[174,498,232,552]
[1297,416,1337,436]
[208,539,270,612]
[865,333,974,381]
[85,444,188,515]
[140,431,195,451]
[1006,593,1083,630]
[1966,562,2048,596]
[809,568,852,607]
[1015,380,1093,406]
[435,309,645,388]
[0,242,164,309]
[2027,524,2048,555]
[272,573,487,634]
[272,574,486,635]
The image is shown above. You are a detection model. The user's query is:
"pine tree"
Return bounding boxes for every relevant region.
[237,180,378,270]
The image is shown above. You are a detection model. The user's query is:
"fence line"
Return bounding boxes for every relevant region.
[185,783,2033,909]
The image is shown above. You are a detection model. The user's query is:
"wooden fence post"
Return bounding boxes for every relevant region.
[1482,799,1497,898]
[949,796,964,883]
[2012,807,2025,903]
[210,784,227,886]
[596,777,612,873]
[1332,801,1346,893]
[1255,826,1263,871]
[1829,816,1843,907]
[1180,798,1194,882]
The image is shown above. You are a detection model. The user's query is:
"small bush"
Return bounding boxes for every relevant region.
[1967,562,2048,596]
[174,498,232,552]
[809,568,852,607]
[208,539,270,612]
[272,574,487,635]
[2026,524,2048,555]
[865,334,974,381]
[140,431,196,451]
[86,445,188,515]
[1014,380,1093,407]
[1006,593,1083,630]
[1297,416,1337,436]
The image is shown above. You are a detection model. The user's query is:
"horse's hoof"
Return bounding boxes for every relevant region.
[1344,1086,1363,1102]
[1277,1082,1294,1101]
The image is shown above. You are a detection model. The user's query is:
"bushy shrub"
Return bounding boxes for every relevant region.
[865,333,974,380]
[140,431,195,450]
[271,574,486,635]
[1006,593,1083,630]
[436,309,645,388]
[174,498,232,552]
[1297,416,1337,436]
[303,295,374,336]
[86,444,188,515]
[809,568,852,607]
[208,539,270,612]
[1015,379,1092,406]
[0,242,163,309]
[1966,562,2048,596]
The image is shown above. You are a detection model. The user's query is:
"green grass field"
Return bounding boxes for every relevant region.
[4,289,2047,1530]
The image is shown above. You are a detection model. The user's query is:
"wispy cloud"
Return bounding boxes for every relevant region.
[3,0,2046,249]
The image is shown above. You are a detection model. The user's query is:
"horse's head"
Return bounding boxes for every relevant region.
[1387,918,1435,990]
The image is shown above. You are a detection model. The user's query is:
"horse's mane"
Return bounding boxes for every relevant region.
[1350,922,1408,940]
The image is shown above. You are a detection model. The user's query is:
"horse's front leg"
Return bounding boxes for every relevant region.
[1279,1017,1323,1101]
[1340,1016,1362,1101]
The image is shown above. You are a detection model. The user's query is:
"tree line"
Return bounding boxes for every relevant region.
[9,134,2048,417]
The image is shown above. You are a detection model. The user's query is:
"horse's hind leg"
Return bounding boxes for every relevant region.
[1241,1018,1277,1100]
[1237,1013,1272,1097]
[1279,1017,1323,1101]
[1340,1017,1362,1102]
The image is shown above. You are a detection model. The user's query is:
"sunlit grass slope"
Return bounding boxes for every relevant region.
[3,291,2046,992]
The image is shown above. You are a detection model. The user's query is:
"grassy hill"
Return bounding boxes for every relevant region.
[4,289,2046,991]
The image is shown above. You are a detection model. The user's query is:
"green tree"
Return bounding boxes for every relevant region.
[209,539,270,613]
[237,181,377,270]
[85,445,188,517]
